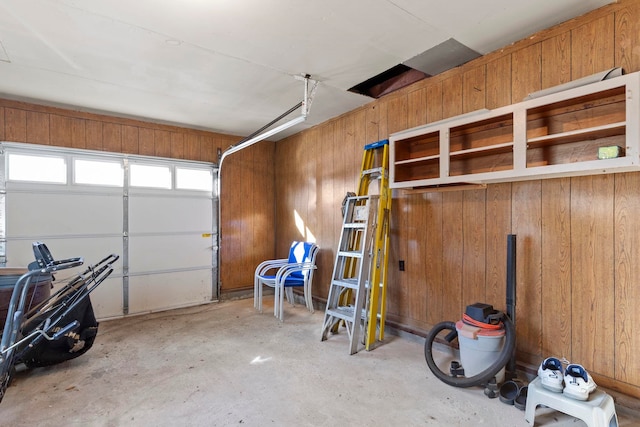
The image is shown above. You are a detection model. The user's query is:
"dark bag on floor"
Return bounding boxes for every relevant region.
[16,297,99,368]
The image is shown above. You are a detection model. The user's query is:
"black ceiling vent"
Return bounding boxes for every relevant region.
[348,64,428,99]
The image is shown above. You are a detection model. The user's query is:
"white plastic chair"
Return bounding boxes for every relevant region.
[254,241,319,321]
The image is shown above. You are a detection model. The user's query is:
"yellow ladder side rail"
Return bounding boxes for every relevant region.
[364,141,391,350]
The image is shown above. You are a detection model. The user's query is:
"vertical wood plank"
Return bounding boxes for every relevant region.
[85,120,103,150]
[316,122,336,299]
[424,191,444,326]
[305,127,318,245]
[486,56,512,109]
[442,74,463,119]
[239,146,254,285]
[220,153,243,290]
[365,104,380,144]
[154,130,171,157]
[462,189,486,307]
[571,14,615,79]
[404,192,428,328]
[512,181,542,358]
[485,182,512,311]
[512,44,541,102]
[171,132,185,159]
[274,138,296,254]
[199,135,215,163]
[542,32,572,89]
[387,194,404,319]
[274,139,288,252]
[138,128,155,156]
[70,118,86,149]
[426,83,443,124]
[377,99,389,140]
[122,125,139,155]
[387,96,408,135]
[541,178,572,360]
[614,172,640,385]
[344,112,359,196]
[571,175,615,377]
[352,109,367,187]
[407,88,427,129]
[442,191,464,318]
[50,115,72,147]
[184,133,200,160]
[616,3,640,73]
[26,111,50,144]
[5,108,26,142]
[463,66,486,114]
[102,123,122,153]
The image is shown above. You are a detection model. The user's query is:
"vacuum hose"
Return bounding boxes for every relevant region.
[423,314,516,388]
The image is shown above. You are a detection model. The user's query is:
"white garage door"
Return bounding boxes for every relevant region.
[0,142,218,320]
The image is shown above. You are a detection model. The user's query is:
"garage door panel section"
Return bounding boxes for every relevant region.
[6,191,122,237]
[128,270,212,314]
[128,194,212,234]
[129,235,212,272]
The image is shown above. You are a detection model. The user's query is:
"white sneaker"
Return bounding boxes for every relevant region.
[563,364,596,401]
[537,357,564,392]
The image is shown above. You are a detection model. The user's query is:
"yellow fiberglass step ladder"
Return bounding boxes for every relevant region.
[321,139,392,354]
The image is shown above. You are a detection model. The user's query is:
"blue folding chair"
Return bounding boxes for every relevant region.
[254,241,318,321]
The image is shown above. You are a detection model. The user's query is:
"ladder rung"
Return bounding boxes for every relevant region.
[331,278,360,289]
[326,307,355,322]
[337,250,363,258]
[343,223,367,229]
[326,306,366,322]
[346,195,370,201]
[362,167,384,176]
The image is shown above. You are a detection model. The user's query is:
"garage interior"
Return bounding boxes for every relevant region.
[2,0,640,425]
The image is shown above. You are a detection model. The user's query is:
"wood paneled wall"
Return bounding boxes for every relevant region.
[275,0,640,397]
[0,98,276,295]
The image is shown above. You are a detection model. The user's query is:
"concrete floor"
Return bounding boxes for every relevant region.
[1,297,637,426]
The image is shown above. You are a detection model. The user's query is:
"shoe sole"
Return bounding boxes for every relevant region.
[563,387,588,401]
[540,377,563,393]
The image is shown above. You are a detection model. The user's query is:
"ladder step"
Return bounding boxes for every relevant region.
[326,306,366,322]
[337,250,363,258]
[343,223,367,229]
[331,278,359,289]
[362,167,384,176]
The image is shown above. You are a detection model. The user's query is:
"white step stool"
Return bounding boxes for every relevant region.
[525,377,618,426]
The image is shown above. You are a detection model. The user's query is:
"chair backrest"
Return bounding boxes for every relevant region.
[287,241,317,279]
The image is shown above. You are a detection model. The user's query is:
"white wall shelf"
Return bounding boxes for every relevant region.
[389,71,640,189]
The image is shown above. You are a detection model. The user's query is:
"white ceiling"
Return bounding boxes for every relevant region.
[0,0,613,141]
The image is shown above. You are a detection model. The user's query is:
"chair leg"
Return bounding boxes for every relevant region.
[285,288,294,306]
[273,283,279,318]
[279,284,285,321]
[305,283,314,313]
[254,277,259,310]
